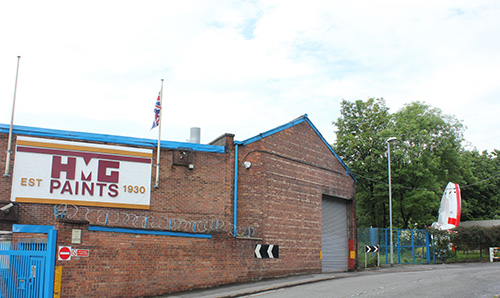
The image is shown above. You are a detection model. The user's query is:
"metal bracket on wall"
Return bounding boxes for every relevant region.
[172,148,194,167]
[0,202,19,222]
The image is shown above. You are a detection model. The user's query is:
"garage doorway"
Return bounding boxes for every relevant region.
[322,195,348,272]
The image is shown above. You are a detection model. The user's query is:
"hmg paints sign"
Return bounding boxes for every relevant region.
[11,136,153,209]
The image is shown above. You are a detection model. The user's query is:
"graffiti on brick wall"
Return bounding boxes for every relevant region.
[54,204,256,237]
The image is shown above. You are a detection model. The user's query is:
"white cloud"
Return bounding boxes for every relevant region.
[0,0,499,151]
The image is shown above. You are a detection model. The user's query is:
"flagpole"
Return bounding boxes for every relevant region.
[4,56,21,178]
[154,79,164,188]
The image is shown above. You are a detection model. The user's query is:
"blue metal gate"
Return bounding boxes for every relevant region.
[0,225,57,298]
[381,228,431,264]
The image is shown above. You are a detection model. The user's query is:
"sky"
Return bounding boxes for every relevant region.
[1,0,499,152]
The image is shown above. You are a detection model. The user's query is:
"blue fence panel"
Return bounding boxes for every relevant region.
[382,228,430,264]
[1,225,56,298]
[358,228,430,266]
[0,242,48,298]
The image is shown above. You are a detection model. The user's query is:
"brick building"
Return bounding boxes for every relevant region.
[0,114,357,297]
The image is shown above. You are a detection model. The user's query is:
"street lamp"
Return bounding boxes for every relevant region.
[386,136,397,266]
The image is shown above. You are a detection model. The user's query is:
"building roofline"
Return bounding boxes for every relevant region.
[235,114,356,181]
[0,123,225,153]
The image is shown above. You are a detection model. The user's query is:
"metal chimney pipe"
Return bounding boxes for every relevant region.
[190,127,201,144]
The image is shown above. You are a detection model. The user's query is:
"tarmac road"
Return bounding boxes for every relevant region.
[162,262,500,298]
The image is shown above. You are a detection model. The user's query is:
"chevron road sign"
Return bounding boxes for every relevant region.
[254,244,279,258]
[365,245,379,253]
[365,245,380,268]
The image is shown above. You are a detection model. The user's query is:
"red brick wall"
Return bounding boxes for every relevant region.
[236,122,357,275]
[1,123,357,297]
[154,148,234,219]
[0,133,14,202]
[0,133,15,231]
[0,133,235,229]
[54,220,261,297]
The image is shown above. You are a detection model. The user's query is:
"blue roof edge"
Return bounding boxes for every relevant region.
[0,123,225,154]
[236,114,357,182]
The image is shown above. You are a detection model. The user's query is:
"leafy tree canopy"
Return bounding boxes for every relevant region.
[332,98,494,229]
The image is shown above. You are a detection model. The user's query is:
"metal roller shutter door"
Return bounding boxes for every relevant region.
[322,196,348,272]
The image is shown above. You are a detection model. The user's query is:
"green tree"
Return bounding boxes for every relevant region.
[334,99,465,228]
[333,98,392,228]
[389,102,464,228]
[460,149,500,220]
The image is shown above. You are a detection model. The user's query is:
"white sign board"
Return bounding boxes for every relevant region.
[11,136,153,209]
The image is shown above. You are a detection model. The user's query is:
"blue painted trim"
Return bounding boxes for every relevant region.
[12,224,55,233]
[88,225,212,239]
[11,224,57,297]
[158,139,225,153]
[236,115,357,181]
[426,231,431,263]
[45,228,57,298]
[233,144,239,236]
[239,115,308,146]
[0,123,225,153]
[397,229,401,264]
[303,117,357,182]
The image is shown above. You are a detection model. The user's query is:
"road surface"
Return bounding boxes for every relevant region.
[240,263,500,298]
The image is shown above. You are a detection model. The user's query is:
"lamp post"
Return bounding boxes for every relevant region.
[386,137,397,266]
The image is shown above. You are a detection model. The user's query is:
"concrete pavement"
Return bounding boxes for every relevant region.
[158,273,336,298]
[155,264,436,298]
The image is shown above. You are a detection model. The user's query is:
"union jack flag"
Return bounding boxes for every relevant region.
[151,92,161,129]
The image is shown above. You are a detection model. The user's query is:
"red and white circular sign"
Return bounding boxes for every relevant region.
[58,246,72,261]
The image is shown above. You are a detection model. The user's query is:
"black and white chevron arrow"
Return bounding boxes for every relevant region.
[254,244,279,258]
[365,245,379,253]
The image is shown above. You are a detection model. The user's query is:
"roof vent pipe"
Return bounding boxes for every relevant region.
[190,127,201,144]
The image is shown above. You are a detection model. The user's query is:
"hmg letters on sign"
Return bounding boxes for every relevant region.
[11,136,153,209]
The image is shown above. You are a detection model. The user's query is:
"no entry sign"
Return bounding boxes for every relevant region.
[58,246,72,261]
